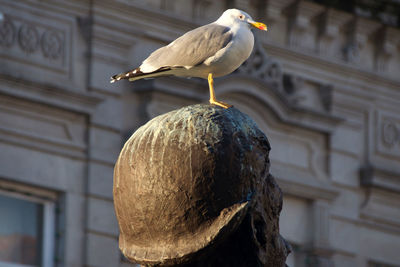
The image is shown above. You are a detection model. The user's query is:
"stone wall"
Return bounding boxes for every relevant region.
[0,0,399,266]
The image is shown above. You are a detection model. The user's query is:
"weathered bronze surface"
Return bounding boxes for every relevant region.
[113,104,290,266]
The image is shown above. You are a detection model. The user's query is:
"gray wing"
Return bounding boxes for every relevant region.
[141,24,232,70]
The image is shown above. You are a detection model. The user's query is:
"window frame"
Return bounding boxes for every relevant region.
[0,181,56,267]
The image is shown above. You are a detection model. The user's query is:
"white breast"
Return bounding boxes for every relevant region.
[203,26,254,77]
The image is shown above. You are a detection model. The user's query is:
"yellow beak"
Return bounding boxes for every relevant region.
[250,21,267,31]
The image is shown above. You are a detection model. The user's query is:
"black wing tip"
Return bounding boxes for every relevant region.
[110,67,180,83]
[110,74,118,83]
[110,74,121,83]
[110,68,142,83]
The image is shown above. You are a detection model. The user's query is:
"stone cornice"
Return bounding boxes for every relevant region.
[276,174,339,202]
[2,0,90,17]
[0,75,102,115]
[93,1,199,41]
[265,41,400,98]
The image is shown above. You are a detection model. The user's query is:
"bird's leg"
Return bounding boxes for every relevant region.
[208,73,232,109]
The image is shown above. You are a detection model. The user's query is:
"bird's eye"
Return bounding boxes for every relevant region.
[239,15,244,20]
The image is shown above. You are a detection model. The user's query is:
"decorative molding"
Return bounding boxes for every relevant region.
[373,26,398,73]
[282,72,333,113]
[316,8,352,56]
[270,157,338,203]
[236,38,335,113]
[237,38,283,91]
[0,15,16,48]
[284,1,324,49]
[375,111,400,159]
[0,11,68,72]
[382,121,398,148]
[342,18,359,63]
[41,29,64,59]
[18,24,40,53]
[0,94,88,159]
[0,74,102,115]
[282,73,305,103]
[342,17,380,64]
[265,38,400,97]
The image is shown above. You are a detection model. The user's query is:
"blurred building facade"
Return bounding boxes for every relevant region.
[0,0,399,266]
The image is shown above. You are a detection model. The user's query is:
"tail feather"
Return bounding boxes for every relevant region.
[110,66,181,83]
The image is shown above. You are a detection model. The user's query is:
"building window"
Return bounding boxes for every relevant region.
[0,186,56,267]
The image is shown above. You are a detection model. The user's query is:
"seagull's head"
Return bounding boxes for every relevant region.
[217,9,267,31]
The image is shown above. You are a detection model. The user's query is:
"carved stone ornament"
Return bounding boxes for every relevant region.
[41,30,63,59]
[18,24,39,53]
[237,38,283,90]
[0,16,16,47]
[114,104,290,266]
[382,121,398,147]
[342,42,359,63]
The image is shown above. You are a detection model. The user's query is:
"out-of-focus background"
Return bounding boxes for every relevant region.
[0,0,399,266]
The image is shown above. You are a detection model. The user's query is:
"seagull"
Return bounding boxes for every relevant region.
[110,9,267,109]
